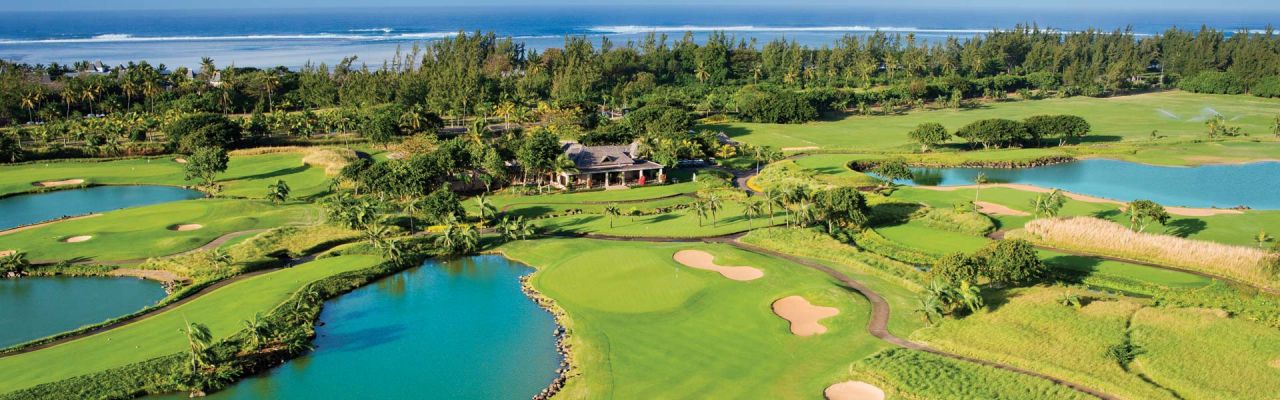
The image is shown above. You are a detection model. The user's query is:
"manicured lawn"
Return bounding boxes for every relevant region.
[0,255,384,394]
[707,91,1280,152]
[0,152,334,199]
[0,199,316,262]
[499,239,887,399]
[875,222,990,254]
[481,182,700,211]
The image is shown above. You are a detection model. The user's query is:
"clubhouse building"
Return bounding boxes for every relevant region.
[554,142,665,189]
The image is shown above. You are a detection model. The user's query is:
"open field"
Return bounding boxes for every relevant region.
[500,238,887,399]
[0,255,384,394]
[707,91,1280,153]
[0,199,316,262]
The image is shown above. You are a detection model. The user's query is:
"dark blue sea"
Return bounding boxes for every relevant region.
[0,5,1276,68]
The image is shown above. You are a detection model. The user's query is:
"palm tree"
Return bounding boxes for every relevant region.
[475,195,498,226]
[604,204,622,229]
[1256,230,1274,248]
[973,172,988,202]
[914,296,944,325]
[956,281,984,313]
[262,73,280,111]
[401,198,424,233]
[553,154,579,189]
[498,216,535,241]
[241,312,273,350]
[20,91,41,123]
[694,62,710,84]
[741,200,762,228]
[763,188,784,226]
[496,101,517,132]
[267,180,291,204]
[704,193,723,227]
[691,200,709,227]
[180,319,215,375]
[0,251,30,276]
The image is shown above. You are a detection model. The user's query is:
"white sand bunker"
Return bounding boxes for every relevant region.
[0,250,15,257]
[170,224,204,231]
[63,235,93,243]
[975,201,1030,216]
[772,296,840,336]
[672,250,764,281]
[33,179,85,187]
[824,381,885,400]
[174,158,188,164]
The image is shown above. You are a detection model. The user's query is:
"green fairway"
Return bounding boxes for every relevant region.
[499,238,887,399]
[0,152,334,199]
[481,182,700,211]
[0,255,383,394]
[0,199,317,262]
[707,91,1280,152]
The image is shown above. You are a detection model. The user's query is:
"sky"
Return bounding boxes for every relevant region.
[5,0,1280,12]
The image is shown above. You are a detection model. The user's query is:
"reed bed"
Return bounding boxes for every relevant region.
[1018,217,1276,289]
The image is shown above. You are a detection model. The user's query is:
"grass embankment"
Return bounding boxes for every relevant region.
[1013,217,1278,290]
[533,200,781,238]
[912,286,1280,400]
[500,238,885,399]
[708,91,1280,152]
[0,148,349,199]
[0,255,384,394]
[851,348,1096,400]
[0,199,317,262]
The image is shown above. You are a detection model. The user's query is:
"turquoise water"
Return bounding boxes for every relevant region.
[208,255,561,399]
[0,186,203,231]
[898,159,1280,209]
[0,276,165,349]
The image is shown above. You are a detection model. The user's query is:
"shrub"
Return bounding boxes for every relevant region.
[1178,71,1246,94]
[916,207,995,236]
[735,86,818,124]
[907,122,950,152]
[1023,115,1091,146]
[625,104,694,136]
[166,113,243,153]
[976,239,1048,286]
[931,252,983,285]
[954,119,1028,149]
[1250,76,1280,98]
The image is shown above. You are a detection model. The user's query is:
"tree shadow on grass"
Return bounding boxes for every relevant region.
[221,165,310,182]
[869,203,923,227]
[1163,218,1207,238]
[1090,208,1123,219]
[979,287,1022,313]
[1043,254,1100,287]
[508,206,554,219]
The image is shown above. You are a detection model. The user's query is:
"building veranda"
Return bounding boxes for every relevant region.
[553,142,665,189]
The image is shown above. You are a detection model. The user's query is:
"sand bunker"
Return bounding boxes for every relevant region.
[917,183,1243,217]
[33,179,85,187]
[1270,359,1280,369]
[772,295,840,336]
[62,235,93,243]
[824,381,885,400]
[174,157,188,164]
[0,250,15,257]
[672,250,764,281]
[975,201,1030,216]
[170,224,204,231]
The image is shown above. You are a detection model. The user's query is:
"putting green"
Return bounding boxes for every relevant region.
[0,199,317,262]
[0,255,383,394]
[501,238,887,399]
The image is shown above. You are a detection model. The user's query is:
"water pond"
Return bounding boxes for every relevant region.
[899,159,1280,209]
[0,276,166,349]
[207,255,561,399]
[0,186,203,231]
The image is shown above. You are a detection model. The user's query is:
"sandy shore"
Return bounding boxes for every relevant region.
[672,250,764,281]
[32,179,85,187]
[915,183,1244,217]
[824,381,885,400]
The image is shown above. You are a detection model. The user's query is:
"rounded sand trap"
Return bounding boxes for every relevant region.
[772,295,840,336]
[824,381,885,400]
[0,250,15,257]
[975,201,1030,216]
[174,158,188,164]
[33,179,85,187]
[672,250,764,281]
[170,224,204,231]
[62,235,93,243]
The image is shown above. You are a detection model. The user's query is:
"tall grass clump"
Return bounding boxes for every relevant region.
[740,227,924,289]
[1017,217,1276,290]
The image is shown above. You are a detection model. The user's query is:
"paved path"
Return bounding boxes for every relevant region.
[577,232,1116,400]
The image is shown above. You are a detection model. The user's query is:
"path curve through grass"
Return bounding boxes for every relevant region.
[577,232,1117,400]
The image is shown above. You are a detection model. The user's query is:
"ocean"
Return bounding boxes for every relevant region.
[0,5,1276,69]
